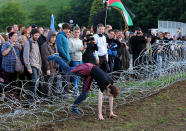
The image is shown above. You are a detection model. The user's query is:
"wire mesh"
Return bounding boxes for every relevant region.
[0,41,185,130]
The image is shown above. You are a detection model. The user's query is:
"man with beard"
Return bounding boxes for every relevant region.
[23,28,42,100]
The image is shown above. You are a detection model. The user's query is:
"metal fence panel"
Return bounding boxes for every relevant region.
[158,20,186,36]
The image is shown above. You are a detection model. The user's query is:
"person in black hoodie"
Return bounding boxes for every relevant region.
[129,27,147,67]
[150,29,158,45]
[37,28,50,49]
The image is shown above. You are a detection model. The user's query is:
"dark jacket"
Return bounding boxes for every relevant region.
[129,35,147,60]
[41,31,58,73]
[82,41,98,64]
[107,38,121,57]
[38,34,46,48]
[118,43,130,70]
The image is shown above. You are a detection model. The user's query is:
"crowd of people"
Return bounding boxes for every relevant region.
[0,23,185,90]
[0,23,185,119]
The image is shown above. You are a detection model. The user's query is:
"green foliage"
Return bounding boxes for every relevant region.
[177,107,186,111]
[158,118,168,124]
[56,5,73,24]
[0,1,25,32]
[71,0,93,27]
[180,11,186,22]
[29,5,51,27]
[0,0,71,29]
[0,0,186,32]
[122,0,186,31]
[88,0,104,26]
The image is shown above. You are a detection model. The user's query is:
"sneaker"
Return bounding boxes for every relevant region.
[13,109,22,115]
[64,89,73,94]
[70,106,80,115]
[73,92,80,98]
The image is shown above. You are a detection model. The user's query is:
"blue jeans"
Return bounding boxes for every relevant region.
[47,55,73,73]
[156,54,162,69]
[47,55,89,106]
[109,55,115,73]
[70,61,83,94]
[31,66,40,82]
[73,77,89,106]
[48,55,74,92]
[28,66,40,99]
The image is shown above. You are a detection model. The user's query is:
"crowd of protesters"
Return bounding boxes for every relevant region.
[0,22,185,121]
[0,23,185,98]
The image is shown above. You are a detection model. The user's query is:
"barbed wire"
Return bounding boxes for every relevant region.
[0,41,185,130]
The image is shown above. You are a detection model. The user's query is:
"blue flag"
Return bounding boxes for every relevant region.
[50,14,56,32]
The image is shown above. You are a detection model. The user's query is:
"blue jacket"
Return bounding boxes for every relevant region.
[108,41,117,57]
[56,31,71,63]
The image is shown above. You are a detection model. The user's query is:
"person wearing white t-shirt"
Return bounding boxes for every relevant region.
[94,24,109,72]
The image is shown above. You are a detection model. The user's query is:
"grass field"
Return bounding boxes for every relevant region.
[1,72,185,130]
[34,80,186,131]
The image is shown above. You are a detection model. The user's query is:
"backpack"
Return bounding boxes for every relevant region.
[23,39,32,65]
[28,39,32,53]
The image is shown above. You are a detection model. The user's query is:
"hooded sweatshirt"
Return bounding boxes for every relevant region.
[41,31,58,72]
[56,31,71,63]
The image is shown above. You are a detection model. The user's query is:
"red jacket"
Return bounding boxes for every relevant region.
[70,63,96,92]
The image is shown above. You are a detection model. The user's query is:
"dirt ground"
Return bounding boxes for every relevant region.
[35,80,186,131]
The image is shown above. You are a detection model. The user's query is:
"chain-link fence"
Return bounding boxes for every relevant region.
[158,20,186,36]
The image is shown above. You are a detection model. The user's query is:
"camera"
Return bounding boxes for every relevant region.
[137,31,141,35]
[84,34,95,43]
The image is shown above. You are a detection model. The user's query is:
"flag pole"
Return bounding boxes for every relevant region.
[105,7,108,26]
[104,0,109,26]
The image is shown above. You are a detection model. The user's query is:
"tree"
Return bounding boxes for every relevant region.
[56,5,73,25]
[30,5,51,27]
[122,0,186,32]
[179,11,186,22]
[70,0,93,27]
[0,1,25,32]
[88,0,105,27]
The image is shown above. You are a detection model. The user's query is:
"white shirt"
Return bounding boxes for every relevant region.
[69,37,84,61]
[93,34,108,60]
